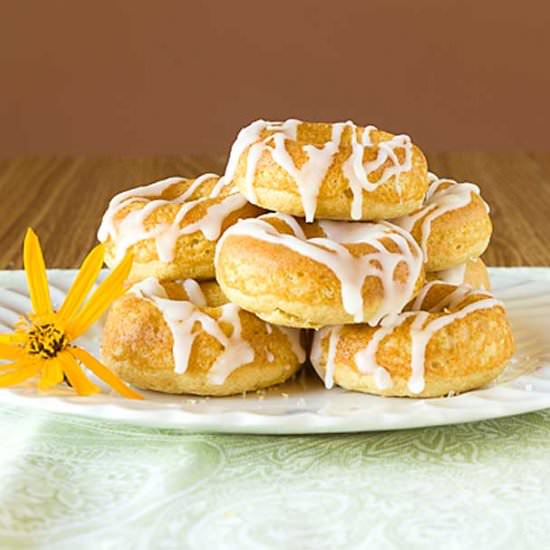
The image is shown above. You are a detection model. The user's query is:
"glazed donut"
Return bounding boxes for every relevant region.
[220,119,429,222]
[98,174,262,283]
[215,212,425,329]
[101,278,305,396]
[393,174,492,272]
[311,281,514,398]
[427,257,491,290]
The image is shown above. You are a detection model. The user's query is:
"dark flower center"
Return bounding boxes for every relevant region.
[27,323,68,359]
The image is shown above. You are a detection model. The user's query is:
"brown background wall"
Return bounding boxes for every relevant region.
[0,0,548,157]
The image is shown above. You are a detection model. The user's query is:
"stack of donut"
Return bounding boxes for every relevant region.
[100,119,515,398]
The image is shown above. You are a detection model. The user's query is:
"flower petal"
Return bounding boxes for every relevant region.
[65,252,133,339]
[0,332,27,345]
[57,351,100,396]
[0,342,24,361]
[57,244,105,325]
[0,361,41,387]
[38,359,64,390]
[0,363,17,371]
[23,228,52,316]
[69,347,143,400]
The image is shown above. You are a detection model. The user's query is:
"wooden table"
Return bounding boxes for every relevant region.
[0,153,549,268]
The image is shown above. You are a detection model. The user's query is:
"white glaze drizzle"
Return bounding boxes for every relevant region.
[181,279,207,307]
[406,292,499,393]
[324,326,342,389]
[216,213,423,324]
[207,304,256,384]
[130,278,253,383]
[98,174,247,263]
[277,326,306,363]
[342,126,413,219]
[129,278,304,384]
[393,175,489,261]
[410,280,441,311]
[352,312,405,391]
[433,263,468,286]
[220,119,414,222]
[309,326,325,374]
[310,326,335,389]
[311,283,500,393]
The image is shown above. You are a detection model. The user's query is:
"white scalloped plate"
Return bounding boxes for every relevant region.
[0,268,549,434]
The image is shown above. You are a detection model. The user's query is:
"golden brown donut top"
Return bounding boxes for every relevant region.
[216,212,424,325]
[97,174,249,263]
[393,173,490,261]
[219,119,427,221]
[428,258,491,290]
[127,278,304,384]
[311,281,505,393]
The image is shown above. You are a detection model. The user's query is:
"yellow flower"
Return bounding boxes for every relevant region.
[0,229,142,399]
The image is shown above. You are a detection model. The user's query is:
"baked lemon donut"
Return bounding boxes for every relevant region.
[98,174,262,283]
[311,281,514,397]
[427,257,490,290]
[215,213,425,329]
[220,119,429,222]
[393,174,492,272]
[101,278,305,396]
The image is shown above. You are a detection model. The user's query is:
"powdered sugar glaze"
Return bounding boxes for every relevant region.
[219,119,414,222]
[311,282,500,393]
[393,173,490,261]
[217,213,424,325]
[129,278,304,384]
[98,174,248,263]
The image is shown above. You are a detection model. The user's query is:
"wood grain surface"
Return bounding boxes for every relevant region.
[0,154,548,269]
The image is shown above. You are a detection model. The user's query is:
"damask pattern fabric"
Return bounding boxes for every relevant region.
[1,406,549,549]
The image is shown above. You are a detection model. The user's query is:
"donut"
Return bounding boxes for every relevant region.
[215,212,425,329]
[427,257,490,290]
[98,174,262,283]
[310,281,514,398]
[393,174,492,272]
[219,119,429,222]
[101,278,306,396]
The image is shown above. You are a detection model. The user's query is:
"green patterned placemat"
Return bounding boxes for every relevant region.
[1,405,549,549]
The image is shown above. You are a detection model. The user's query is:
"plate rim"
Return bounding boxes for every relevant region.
[0,267,549,434]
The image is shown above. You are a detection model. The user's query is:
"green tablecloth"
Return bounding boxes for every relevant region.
[1,406,549,549]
